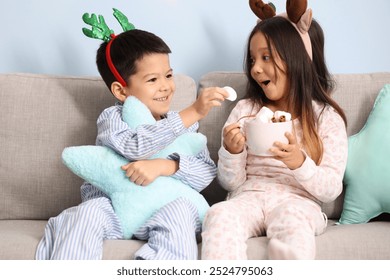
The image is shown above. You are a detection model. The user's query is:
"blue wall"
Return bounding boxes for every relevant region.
[1,0,389,82]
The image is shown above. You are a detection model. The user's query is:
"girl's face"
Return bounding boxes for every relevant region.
[249,31,289,110]
[124,53,175,120]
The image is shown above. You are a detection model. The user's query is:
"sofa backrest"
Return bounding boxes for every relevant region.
[1,71,389,221]
[198,71,390,219]
[0,73,197,220]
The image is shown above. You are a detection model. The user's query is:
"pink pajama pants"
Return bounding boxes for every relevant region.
[201,190,327,260]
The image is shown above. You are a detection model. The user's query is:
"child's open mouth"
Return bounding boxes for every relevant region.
[261,80,271,87]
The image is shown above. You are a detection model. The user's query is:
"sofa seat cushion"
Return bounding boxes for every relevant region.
[102,240,145,260]
[0,220,47,259]
[315,221,390,259]
[246,220,390,260]
[3,219,389,260]
[0,220,147,260]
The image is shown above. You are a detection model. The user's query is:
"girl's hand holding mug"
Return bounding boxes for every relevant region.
[223,123,246,154]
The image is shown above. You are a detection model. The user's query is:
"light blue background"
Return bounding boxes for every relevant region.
[1,0,389,82]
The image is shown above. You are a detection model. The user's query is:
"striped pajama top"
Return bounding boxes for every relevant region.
[81,102,217,201]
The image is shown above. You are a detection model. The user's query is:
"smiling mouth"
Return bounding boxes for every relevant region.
[154,96,168,102]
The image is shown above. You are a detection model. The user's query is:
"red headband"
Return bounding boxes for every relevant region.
[106,34,127,87]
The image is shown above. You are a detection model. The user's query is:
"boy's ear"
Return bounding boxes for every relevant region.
[111,81,128,102]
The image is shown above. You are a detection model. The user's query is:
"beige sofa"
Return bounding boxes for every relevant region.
[1,71,389,260]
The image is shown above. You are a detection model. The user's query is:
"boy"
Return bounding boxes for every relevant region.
[36,13,228,260]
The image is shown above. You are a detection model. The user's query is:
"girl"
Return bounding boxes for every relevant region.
[201,16,348,260]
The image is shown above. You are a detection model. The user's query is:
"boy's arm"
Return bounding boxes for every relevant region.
[96,105,191,160]
[179,87,228,128]
[97,87,228,160]
[120,148,216,191]
[168,148,217,193]
[121,158,179,186]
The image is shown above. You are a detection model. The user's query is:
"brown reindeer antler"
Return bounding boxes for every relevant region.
[249,0,276,20]
[286,0,307,23]
[248,0,313,60]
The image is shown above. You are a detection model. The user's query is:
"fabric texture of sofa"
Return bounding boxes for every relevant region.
[0,71,389,260]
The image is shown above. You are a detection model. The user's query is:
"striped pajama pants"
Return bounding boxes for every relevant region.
[35,197,201,260]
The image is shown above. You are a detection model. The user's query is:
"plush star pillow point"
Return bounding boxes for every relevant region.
[339,84,390,224]
[62,96,210,238]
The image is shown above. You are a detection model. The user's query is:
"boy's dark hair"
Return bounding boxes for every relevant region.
[96,29,171,89]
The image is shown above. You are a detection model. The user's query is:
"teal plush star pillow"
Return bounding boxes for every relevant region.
[339,84,390,224]
[62,96,210,238]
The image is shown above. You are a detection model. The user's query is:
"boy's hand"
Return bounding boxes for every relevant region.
[180,87,228,128]
[223,123,246,154]
[269,132,305,170]
[121,159,179,186]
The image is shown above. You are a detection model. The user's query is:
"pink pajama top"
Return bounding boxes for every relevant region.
[217,99,348,205]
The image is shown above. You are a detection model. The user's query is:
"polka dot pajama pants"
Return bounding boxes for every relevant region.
[201,190,327,260]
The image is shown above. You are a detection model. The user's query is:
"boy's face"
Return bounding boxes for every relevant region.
[124,53,175,120]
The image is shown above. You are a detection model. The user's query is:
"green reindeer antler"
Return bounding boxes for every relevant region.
[113,8,135,32]
[82,8,135,42]
[82,13,114,42]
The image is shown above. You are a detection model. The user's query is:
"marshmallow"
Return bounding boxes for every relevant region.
[255,107,292,123]
[256,106,274,123]
[274,111,292,122]
[223,86,237,101]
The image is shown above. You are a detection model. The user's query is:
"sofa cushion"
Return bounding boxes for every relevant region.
[331,73,390,136]
[0,73,197,220]
[2,219,390,260]
[0,220,47,260]
[339,85,390,224]
[244,220,390,260]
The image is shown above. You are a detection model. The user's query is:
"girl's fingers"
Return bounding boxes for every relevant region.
[285,132,296,144]
[231,131,245,145]
[223,123,241,137]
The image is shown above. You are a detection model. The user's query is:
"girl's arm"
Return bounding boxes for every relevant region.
[217,147,247,192]
[292,106,348,203]
[217,100,253,192]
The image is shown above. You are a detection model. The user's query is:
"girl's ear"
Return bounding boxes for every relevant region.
[111,81,128,102]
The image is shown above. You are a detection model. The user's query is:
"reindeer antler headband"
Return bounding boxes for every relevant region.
[82,8,135,87]
[249,0,313,60]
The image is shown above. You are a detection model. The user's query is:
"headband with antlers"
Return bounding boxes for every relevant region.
[82,8,135,87]
[249,0,313,60]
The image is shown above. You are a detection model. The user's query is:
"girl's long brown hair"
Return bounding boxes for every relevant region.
[244,17,346,164]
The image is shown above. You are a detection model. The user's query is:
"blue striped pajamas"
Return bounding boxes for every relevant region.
[36,196,123,260]
[133,197,201,260]
[36,104,216,260]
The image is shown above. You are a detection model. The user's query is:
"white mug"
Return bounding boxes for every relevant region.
[245,119,292,156]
